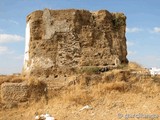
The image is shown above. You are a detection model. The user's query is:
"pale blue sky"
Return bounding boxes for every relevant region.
[0,0,160,74]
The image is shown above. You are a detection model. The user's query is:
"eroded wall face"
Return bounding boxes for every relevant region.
[23,9,128,77]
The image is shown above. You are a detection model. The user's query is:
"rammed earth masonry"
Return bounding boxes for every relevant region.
[23,9,128,77]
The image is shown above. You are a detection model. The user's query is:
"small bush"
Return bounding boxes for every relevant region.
[79,66,100,74]
[62,86,93,105]
[128,62,142,70]
[27,77,41,86]
[112,13,126,31]
[117,64,127,69]
[69,91,93,105]
[27,77,47,102]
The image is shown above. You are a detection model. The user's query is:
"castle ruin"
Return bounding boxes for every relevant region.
[23,9,128,78]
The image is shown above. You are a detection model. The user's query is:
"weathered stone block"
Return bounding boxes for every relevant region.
[1,83,29,103]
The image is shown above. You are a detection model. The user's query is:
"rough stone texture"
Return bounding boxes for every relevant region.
[23,9,128,77]
[1,83,29,103]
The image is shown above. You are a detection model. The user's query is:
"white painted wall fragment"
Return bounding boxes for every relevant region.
[24,22,30,71]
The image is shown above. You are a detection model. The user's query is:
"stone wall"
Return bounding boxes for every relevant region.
[1,83,29,103]
[23,9,128,77]
[1,82,47,103]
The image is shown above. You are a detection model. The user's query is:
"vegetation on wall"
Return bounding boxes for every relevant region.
[112,13,126,31]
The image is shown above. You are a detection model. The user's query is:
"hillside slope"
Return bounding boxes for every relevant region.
[0,62,160,120]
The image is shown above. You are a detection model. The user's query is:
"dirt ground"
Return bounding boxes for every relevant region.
[0,63,160,120]
[0,92,160,120]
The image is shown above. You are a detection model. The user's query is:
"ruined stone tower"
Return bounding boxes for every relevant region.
[23,9,128,77]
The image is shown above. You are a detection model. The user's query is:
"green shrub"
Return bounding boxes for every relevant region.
[112,13,126,30]
[117,64,127,69]
[79,66,100,74]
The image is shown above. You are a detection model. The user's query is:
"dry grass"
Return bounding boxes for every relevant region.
[61,85,93,105]
[59,64,159,106]
[0,62,160,120]
[127,62,143,70]
[27,76,42,86]
[0,75,26,85]
[97,81,130,92]
[25,76,48,103]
